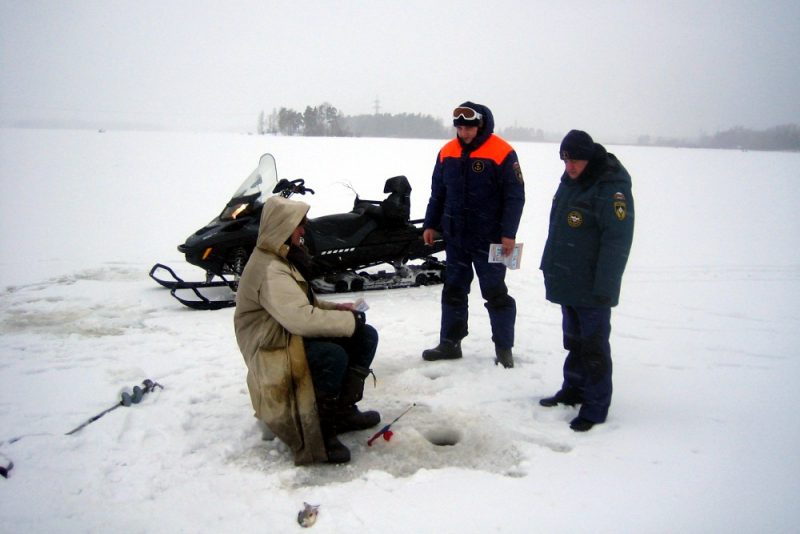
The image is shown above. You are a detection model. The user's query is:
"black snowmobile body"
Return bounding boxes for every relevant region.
[151,153,445,309]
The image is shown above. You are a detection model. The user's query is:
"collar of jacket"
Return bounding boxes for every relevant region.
[459,128,493,153]
[561,143,609,186]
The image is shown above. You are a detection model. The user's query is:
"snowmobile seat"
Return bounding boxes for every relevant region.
[353,175,411,228]
[305,212,378,253]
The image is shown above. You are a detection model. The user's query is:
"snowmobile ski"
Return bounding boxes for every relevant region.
[149,263,236,291]
[150,264,238,310]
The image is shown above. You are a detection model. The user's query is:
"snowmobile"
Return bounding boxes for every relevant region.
[150,153,445,310]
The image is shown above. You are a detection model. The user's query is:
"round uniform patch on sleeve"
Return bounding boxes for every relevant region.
[513,162,524,184]
[567,210,583,227]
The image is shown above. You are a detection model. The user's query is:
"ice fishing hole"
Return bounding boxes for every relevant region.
[421,369,446,380]
[424,428,461,447]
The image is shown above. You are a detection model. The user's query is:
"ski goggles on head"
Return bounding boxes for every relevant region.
[452,106,482,121]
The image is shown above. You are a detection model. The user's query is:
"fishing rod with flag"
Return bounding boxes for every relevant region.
[367,403,415,446]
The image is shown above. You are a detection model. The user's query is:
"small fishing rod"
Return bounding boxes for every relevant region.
[367,403,416,446]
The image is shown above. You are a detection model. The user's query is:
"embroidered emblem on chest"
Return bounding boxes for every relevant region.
[567,211,583,227]
[472,160,485,173]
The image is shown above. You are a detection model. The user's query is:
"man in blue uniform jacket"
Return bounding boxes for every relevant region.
[539,130,635,431]
[421,101,525,368]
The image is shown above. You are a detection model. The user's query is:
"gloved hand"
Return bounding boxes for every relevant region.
[352,310,366,329]
[351,310,367,338]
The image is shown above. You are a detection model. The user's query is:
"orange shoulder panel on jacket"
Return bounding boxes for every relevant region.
[438,138,462,162]
[471,134,514,164]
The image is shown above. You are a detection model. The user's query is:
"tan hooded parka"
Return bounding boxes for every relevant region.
[234,196,356,464]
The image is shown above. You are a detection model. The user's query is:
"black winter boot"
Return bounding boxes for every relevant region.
[539,389,582,407]
[494,347,514,368]
[422,340,462,361]
[336,366,381,433]
[336,405,381,433]
[316,393,351,464]
[569,416,596,432]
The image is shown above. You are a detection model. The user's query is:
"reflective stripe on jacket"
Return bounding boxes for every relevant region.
[424,133,525,250]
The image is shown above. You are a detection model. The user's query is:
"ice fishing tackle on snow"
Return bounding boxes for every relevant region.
[367,403,416,446]
[1,379,163,479]
[150,153,446,310]
[65,379,164,435]
[0,454,12,479]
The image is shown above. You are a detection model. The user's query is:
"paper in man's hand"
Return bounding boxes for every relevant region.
[488,242,524,269]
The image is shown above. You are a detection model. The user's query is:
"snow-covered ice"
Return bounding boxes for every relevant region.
[0,128,798,532]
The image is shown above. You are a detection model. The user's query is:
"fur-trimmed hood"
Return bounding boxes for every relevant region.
[256,196,310,256]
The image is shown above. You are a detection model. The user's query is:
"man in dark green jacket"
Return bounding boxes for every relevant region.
[539,130,634,431]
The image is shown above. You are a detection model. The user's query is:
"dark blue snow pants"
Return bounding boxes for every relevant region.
[439,244,516,349]
[560,305,613,423]
[304,324,378,395]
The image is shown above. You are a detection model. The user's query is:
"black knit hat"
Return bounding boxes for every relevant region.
[560,129,595,160]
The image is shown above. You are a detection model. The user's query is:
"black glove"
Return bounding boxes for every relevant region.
[352,310,367,330]
[351,311,367,338]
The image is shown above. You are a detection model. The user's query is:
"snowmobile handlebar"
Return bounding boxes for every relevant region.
[272,178,315,198]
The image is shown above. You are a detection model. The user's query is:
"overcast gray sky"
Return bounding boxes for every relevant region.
[2,0,798,140]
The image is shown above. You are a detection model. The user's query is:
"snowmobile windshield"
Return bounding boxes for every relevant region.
[220,154,278,221]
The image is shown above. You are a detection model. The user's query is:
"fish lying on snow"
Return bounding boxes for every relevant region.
[297,502,320,528]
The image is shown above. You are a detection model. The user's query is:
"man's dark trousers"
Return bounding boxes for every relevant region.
[440,244,516,349]
[561,305,612,423]
[305,324,378,394]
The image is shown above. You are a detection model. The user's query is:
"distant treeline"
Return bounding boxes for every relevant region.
[258,105,449,139]
[257,104,799,152]
[258,104,559,142]
[638,124,800,152]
